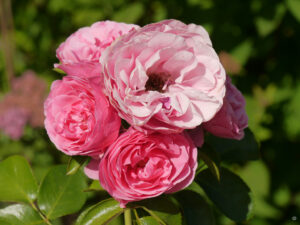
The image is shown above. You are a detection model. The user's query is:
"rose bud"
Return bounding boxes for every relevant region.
[203,76,248,140]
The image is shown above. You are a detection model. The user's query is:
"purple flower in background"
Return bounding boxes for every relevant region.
[0,108,29,140]
[0,70,47,140]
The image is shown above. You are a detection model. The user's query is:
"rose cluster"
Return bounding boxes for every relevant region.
[44,19,248,207]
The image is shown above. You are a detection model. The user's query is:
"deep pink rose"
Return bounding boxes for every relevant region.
[203,76,248,140]
[99,128,198,207]
[101,19,226,133]
[55,21,139,77]
[44,76,121,156]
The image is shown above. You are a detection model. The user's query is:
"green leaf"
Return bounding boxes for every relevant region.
[0,155,38,203]
[198,144,220,180]
[66,156,89,175]
[37,165,87,219]
[185,182,205,196]
[206,128,260,163]
[107,214,123,225]
[75,198,124,225]
[0,204,46,225]
[175,190,215,225]
[140,216,160,225]
[84,180,105,192]
[196,168,253,222]
[130,196,182,225]
[286,0,300,22]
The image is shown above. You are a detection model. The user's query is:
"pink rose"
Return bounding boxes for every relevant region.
[203,76,248,140]
[44,76,121,156]
[101,19,226,133]
[99,128,198,207]
[55,21,140,77]
[84,158,101,180]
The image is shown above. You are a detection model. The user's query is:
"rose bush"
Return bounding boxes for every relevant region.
[203,76,248,139]
[101,19,226,133]
[44,76,121,156]
[55,21,139,78]
[98,128,198,207]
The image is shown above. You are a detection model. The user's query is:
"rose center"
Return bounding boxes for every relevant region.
[136,157,149,168]
[145,73,171,93]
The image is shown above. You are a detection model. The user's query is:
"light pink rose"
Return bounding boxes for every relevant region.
[203,76,248,140]
[99,128,198,207]
[101,19,226,133]
[44,76,121,156]
[55,21,140,77]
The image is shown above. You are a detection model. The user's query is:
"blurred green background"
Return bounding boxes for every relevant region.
[0,0,299,224]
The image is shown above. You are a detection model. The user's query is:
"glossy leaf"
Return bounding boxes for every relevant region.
[140,216,160,225]
[175,190,215,225]
[0,155,38,203]
[107,214,123,225]
[0,204,46,225]
[196,168,253,222]
[37,165,87,219]
[206,128,259,163]
[66,156,89,175]
[76,198,124,225]
[186,182,205,196]
[130,196,182,225]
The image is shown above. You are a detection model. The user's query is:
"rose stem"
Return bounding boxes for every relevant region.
[124,208,132,225]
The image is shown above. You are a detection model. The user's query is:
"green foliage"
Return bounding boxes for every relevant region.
[196,168,253,222]
[139,216,160,225]
[198,144,220,180]
[206,128,260,163]
[286,0,300,22]
[255,3,286,37]
[112,2,144,23]
[66,156,89,175]
[0,155,38,204]
[130,196,182,225]
[0,204,46,225]
[75,198,123,225]
[284,82,300,138]
[0,156,88,225]
[38,165,87,219]
[175,190,215,225]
